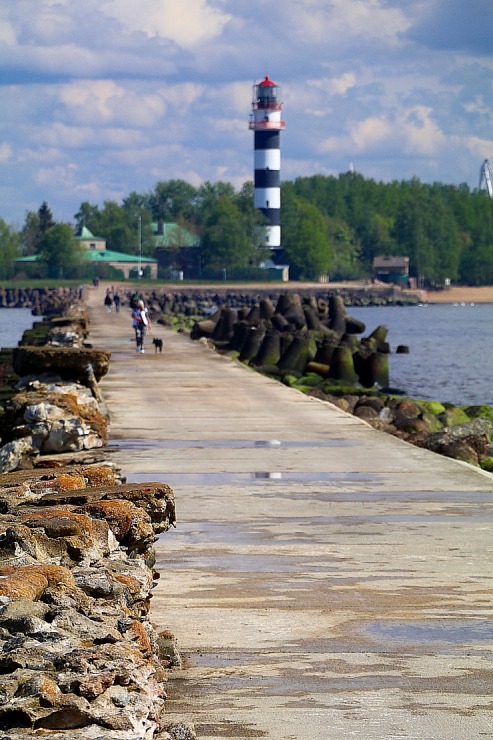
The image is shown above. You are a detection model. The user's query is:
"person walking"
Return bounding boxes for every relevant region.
[113,292,121,312]
[104,289,113,313]
[132,299,150,353]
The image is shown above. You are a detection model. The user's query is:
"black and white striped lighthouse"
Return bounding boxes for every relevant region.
[249,75,285,250]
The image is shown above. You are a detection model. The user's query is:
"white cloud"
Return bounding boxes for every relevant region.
[0,17,16,46]
[307,73,357,97]
[0,143,12,162]
[58,81,166,127]
[351,116,395,150]
[156,82,205,109]
[401,105,445,156]
[31,122,146,150]
[463,96,493,119]
[464,136,493,162]
[283,0,410,46]
[319,105,446,161]
[101,0,231,48]
[59,81,125,121]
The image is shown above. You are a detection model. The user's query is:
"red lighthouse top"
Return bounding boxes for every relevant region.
[259,75,276,87]
[252,75,282,112]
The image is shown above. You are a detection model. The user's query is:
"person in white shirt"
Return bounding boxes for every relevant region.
[131,300,150,353]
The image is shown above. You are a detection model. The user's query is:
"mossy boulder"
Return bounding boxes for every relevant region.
[419,410,444,434]
[320,381,370,397]
[480,457,493,473]
[294,373,324,389]
[437,406,471,427]
[282,374,301,387]
[464,405,493,424]
[418,400,447,416]
[254,364,282,377]
[305,361,331,378]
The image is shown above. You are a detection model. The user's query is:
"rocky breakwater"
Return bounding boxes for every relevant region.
[0,300,195,739]
[118,284,420,335]
[0,303,110,473]
[0,287,83,316]
[0,465,183,739]
[188,293,493,471]
[190,292,392,390]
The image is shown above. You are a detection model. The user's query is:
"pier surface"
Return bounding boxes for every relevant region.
[87,288,493,740]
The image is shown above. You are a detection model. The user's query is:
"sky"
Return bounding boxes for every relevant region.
[1,0,492,226]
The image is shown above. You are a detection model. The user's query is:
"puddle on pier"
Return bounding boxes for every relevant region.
[124,471,379,485]
[364,619,493,646]
[107,438,358,451]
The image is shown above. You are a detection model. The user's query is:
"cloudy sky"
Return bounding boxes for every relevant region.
[1,0,492,226]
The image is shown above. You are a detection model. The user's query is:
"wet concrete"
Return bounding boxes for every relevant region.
[87,288,493,739]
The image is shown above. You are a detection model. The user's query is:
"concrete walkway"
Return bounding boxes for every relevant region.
[86,288,493,740]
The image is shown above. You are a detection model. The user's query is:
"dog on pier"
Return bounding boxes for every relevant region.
[152,337,163,353]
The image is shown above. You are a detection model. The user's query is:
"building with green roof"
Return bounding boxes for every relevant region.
[15,226,158,279]
[152,221,200,278]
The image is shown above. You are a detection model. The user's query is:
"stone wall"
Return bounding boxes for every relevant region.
[0,291,196,739]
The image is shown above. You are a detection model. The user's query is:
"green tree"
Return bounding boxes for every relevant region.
[201,196,259,270]
[75,200,155,256]
[74,202,101,231]
[18,203,54,255]
[392,192,433,284]
[235,181,268,252]
[39,224,82,278]
[121,195,155,256]
[195,181,236,228]
[460,242,493,285]
[147,180,197,222]
[38,202,55,235]
[0,219,20,278]
[427,194,462,282]
[19,211,40,255]
[281,188,331,280]
[326,217,363,280]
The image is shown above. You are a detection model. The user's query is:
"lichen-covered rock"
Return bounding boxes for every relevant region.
[163,722,198,740]
[39,482,176,534]
[0,464,177,738]
[12,347,110,383]
[0,382,109,471]
[0,297,181,737]
[423,417,493,465]
[436,405,471,427]
[0,437,39,473]
[0,564,76,599]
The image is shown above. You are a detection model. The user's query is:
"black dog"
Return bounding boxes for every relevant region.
[152,337,163,353]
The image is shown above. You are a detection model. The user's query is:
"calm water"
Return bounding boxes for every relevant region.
[0,304,491,407]
[349,303,493,407]
[0,308,43,350]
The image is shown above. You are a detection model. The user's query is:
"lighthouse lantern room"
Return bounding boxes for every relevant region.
[249,75,285,250]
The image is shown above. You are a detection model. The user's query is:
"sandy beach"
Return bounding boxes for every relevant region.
[421,285,493,304]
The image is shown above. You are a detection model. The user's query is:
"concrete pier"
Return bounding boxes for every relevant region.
[87,288,493,740]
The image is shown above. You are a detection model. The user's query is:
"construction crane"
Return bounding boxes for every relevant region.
[479,159,493,197]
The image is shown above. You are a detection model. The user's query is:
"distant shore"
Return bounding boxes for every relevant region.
[421,286,493,304]
[108,280,493,305]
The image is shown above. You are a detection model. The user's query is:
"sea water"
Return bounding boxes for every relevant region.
[349,302,493,407]
[0,307,42,350]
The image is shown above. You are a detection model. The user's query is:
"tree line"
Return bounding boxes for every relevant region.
[1,173,492,283]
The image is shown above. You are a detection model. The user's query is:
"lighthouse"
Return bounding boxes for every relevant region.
[249,75,285,251]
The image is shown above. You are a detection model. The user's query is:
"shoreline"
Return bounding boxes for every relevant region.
[2,283,493,308]
[421,286,493,304]
[105,281,493,306]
